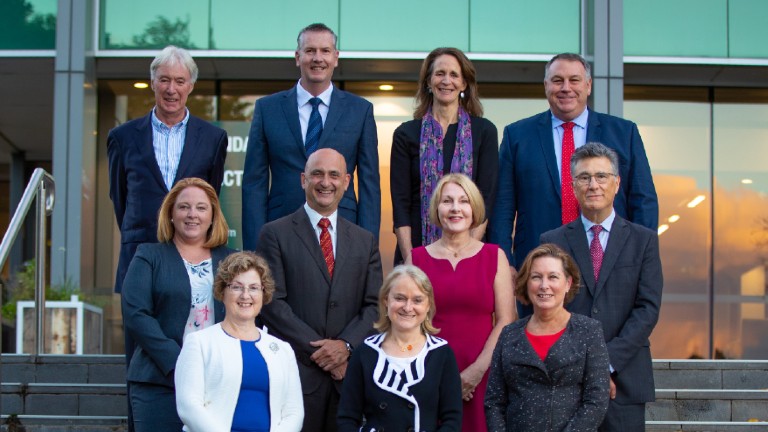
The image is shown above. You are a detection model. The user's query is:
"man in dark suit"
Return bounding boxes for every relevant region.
[242,23,380,251]
[108,45,228,294]
[107,45,227,432]
[257,148,382,432]
[489,52,658,317]
[541,142,663,431]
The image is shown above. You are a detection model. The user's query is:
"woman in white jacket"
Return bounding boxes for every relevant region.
[175,251,304,432]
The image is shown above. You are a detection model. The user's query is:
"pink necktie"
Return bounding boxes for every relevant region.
[561,122,579,224]
[318,218,334,278]
[590,225,604,282]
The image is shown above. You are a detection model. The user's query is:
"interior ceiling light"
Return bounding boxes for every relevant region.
[687,195,706,208]
[657,224,669,235]
[668,215,680,223]
[741,178,753,184]
[378,84,394,91]
[133,82,149,89]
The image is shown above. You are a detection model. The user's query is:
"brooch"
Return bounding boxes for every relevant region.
[270,342,279,352]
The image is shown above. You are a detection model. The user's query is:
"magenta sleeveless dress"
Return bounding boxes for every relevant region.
[412,243,498,432]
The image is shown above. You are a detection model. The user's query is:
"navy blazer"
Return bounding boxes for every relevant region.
[121,242,232,388]
[256,207,382,394]
[107,112,228,293]
[338,334,462,432]
[242,85,380,251]
[484,314,610,432]
[540,215,663,404]
[489,109,658,271]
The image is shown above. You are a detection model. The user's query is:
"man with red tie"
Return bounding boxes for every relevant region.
[256,148,382,432]
[541,142,663,431]
[489,52,658,318]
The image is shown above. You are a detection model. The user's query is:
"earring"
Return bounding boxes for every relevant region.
[460,91,465,99]
[427,87,432,94]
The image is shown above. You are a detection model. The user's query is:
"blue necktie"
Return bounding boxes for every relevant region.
[305,97,323,155]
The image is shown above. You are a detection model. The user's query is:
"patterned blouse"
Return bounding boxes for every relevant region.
[183,258,215,339]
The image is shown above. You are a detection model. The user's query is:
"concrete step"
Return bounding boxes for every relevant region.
[2,383,126,417]
[653,360,768,390]
[649,389,768,423]
[0,414,127,432]
[1,355,125,385]
[646,421,768,432]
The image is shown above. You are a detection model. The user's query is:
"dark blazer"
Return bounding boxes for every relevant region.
[121,242,232,388]
[489,109,658,270]
[540,215,663,404]
[242,85,380,250]
[390,116,498,263]
[338,334,462,432]
[256,207,383,394]
[484,314,610,432]
[107,112,228,293]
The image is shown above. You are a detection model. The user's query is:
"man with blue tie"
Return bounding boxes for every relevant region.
[489,52,658,317]
[541,142,663,431]
[242,23,380,251]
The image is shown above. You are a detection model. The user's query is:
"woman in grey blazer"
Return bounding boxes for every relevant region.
[484,244,610,432]
[122,177,233,432]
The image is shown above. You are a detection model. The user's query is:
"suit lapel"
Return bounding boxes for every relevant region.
[585,109,602,142]
[135,113,168,192]
[332,218,351,285]
[508,319,548,373]
[174,116,202,184]
[537,112,561,196]
[563,220,596,296]
[281,86,306,157]
[319,88,344,149]
[291,209,332,285]
[211,246,230,322]
[595,216,629,298]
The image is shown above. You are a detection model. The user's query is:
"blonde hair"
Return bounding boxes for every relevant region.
[374,265,439,335]
[428,173,485,229]
[157,177,229,247]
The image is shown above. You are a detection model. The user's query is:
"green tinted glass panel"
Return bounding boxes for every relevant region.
[0,0,57,49]
[625,0,727,57]
[729,0,768,58]
[100,0,210,49]
[340,0,468,51]
[470,0,579,54]
[210,0,338,50]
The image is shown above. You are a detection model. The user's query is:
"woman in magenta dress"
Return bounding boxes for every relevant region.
[408,173,515,431]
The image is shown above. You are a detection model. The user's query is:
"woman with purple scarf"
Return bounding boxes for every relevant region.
[390,47,499,266]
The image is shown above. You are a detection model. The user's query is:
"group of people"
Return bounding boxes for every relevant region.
[107,21,663,432]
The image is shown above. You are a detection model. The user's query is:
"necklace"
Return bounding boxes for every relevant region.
[399,343,413,352]
[440,239,473,258]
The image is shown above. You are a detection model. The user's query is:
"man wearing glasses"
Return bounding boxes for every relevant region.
[490,52,658,318]
[541,142,663,432]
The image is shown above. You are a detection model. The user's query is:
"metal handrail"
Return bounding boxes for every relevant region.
[0,168,55,355]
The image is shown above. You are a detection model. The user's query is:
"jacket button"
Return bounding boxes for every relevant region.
[407,402,415,409]
[330,301,338,308]
[407,428,414,432]
[378,402,387,409]
[592,307,599,314]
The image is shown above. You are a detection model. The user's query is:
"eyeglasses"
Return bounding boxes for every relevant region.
[227,284,264,295]
[573,172,617,186]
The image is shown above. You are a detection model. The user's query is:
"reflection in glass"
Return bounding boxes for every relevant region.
[0,0,56,49]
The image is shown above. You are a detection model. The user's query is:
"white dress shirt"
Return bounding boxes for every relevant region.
[296,80,333,143]
[303,202,338,256]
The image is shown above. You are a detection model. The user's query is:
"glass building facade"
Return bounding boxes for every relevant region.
[1,0,767,358]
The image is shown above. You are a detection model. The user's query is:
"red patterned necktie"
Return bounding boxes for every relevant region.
[318,218,335,278]
[590,225,604,282]
[561,122,579,224]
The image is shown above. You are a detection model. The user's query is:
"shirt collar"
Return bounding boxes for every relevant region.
[551,108,589,131]
[303,202,338,230]
[151,107,190,130]
[581,209,616,233]
[296,80,333,107]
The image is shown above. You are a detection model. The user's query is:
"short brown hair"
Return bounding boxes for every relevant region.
[157,178,229,248]
[374,265,439,335]
[414,47,483,119]
[428,174,485,230]
[213,251,275,304]
[515,243,581,305]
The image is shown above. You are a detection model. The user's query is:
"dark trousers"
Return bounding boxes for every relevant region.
[599,400,646,432]
[124,307,136,432]
[302,376,340,432]
[129,381,183,432]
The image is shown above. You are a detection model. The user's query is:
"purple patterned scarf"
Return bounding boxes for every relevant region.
[419,106,473,246]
